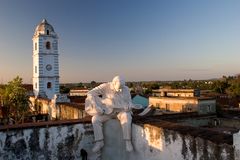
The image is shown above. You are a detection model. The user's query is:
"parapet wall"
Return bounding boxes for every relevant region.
[0,118,238,160]
[0,120,99,160]
[102,119,235,160]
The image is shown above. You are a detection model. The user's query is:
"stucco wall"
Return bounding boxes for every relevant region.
[0,119,237,160]
[149,97,216,114]
[198,100,216,114]
[0,122,99,160]
[29,97,87,120]
[149,97,198,112]
[102,119,234,160]
[58,103,86,120]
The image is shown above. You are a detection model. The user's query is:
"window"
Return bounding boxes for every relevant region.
[166,104,170,111]
[208,105,211,112]
[47,30,49,35]
[46,41,51,49]
[35,43,37,50]
[182,105,185,112]
[35,66,37,73]
[47,82,52,89]
[187,107,192,112]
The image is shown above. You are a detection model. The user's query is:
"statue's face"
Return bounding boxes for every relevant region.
[113,80,124,92]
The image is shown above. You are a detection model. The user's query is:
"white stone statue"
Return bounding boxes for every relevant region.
[85,76,138,152]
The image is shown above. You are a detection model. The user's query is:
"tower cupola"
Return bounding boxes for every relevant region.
[34,19,57,37]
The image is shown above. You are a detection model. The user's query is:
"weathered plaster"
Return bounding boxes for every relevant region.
[0,123,98,160]
[101,120,235,160]
[0,119,237,160]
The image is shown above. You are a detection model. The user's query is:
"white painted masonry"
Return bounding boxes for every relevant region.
[0,120,238,160]
[32,19,59,99]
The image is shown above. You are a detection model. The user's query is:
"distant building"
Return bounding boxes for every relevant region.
[29,95,86,120]
[149,88,216,114]
[32,19,59,99]
[29,19,86,120]
[152,88,200,97]
[69,88,89,96]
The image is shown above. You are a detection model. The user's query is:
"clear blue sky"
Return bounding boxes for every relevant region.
[0,0,240,83]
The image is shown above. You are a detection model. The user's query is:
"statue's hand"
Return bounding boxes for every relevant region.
[96,107,105,115]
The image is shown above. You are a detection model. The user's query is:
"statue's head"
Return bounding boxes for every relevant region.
[112,76,125,92]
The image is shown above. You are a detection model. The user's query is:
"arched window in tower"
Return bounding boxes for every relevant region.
[47,82,52,89]
[46,41,51,49]
[47,30,49,35]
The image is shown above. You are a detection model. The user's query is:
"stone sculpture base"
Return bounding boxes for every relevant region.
[101,119,131,160]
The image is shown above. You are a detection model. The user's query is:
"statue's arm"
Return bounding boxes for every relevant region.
[85,83,108,115]
[87,83,107,98]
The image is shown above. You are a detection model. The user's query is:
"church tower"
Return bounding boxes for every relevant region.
[33,19,59,99]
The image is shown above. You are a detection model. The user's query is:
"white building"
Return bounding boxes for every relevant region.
[69,88,89,96]
[149,88,216,114]
[32,19,59,99]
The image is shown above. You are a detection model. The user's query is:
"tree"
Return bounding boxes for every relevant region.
[226,79,240,97]
[90,81,97,88]
[213,80,229,94]
[1,76,31,124]
[150,83,160,90]
[60,85,70,94]
[127,82,134,88]
[77,82,83,88]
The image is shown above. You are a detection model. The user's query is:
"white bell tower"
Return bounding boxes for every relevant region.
[32,19,59,99]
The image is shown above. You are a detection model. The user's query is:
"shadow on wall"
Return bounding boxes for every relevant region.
[101,119,235,160]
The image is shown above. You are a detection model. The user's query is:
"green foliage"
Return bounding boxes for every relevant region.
[112,75,240,97]
[226,78,240,97]
[90,81,97,88]
[127,82,134,88]
[212,80,229,94]
[143,88,152,96]
[150,83,160,90]
[77,82,83,87]
[1,76,31,124]
[210,76,240,97]
[60,85,70,94]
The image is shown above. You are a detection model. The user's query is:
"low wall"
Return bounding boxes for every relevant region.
[58,103,86,120]
[102,119,235,160]
[0,120,99,160]
[220,118,240,129]
[0,118,237,160]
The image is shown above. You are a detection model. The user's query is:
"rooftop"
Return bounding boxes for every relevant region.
[154,88,197,93]
[133,112,236,145]
[150,96,215,101]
